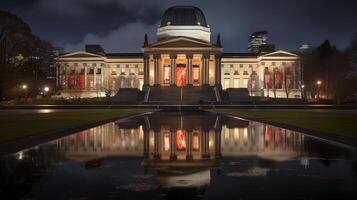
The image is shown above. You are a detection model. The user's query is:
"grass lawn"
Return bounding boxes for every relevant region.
[211,109,357,137]
[0,109,152,143]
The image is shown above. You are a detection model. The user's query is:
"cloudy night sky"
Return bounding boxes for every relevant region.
[1,0,357,53]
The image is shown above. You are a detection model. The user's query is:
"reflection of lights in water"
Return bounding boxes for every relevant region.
[18,151,23,160]
[139,126,143,140]
[301,157,309,169]
[243,128,248,140]
[234,128,239,140]
[37,109,54,114]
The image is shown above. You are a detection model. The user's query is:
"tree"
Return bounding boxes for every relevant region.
[302,40,355,102]
[0,10,54,99]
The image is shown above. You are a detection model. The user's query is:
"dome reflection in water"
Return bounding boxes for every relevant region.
[1,111,357,199]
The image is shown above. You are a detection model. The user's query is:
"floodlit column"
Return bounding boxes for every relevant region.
[94,65,97,90]
[202,54,210,85]
[201,56,206,85]
[101,66,104,89]
[170,130,177,160]
[84,65,88,90]
[153,131,161,159]
[154,54,161,86]
[170,54,177,86]
[186,54,193,85]
[215,54,222,86]
[143,55,150,86]
[186,131,193,160]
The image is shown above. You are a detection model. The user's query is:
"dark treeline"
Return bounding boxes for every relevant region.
[0,10,54,100]
[301,37,357,103]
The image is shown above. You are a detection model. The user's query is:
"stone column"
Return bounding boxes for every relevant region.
[101,66,104,89]
[143,55,150,86]
[201,56,206,85]
[84,65,88,90]
[186,54,193,86]
[93,65,97,90]
[154,54,161,86]
[170,54,177,86]
[215,54,222,86]
[202,54,210,85]
[186,131,193,160]
[154,131,161,159]
[170,130,177,160]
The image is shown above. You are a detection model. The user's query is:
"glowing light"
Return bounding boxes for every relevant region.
[44,86,50,92]
[22,84,27,89]
[301,84,305,89]
[316,80,321,85]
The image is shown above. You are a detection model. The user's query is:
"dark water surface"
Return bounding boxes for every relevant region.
[1,111,356,199]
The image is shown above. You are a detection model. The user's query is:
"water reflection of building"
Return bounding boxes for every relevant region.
[55,112,304,162]
[53,112,305,198]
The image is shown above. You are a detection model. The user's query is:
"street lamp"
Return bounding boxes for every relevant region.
[301,84,305,100]
[22,84,27,89]
[44,86,49,92]
[316,80,322,100]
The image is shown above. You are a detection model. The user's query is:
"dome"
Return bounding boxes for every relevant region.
[160,6,208,27]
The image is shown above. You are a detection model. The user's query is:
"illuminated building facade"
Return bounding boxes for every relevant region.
[56,6,302,101]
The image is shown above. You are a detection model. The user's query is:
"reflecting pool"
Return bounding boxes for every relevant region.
[1,111,356,199]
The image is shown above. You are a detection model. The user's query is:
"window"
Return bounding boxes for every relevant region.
[116,64,120,68]
[230,64,234,68]
[193,65,200,85]
[97,68,101,74]
[135,64,138,68]
[272,62,276,66]
[130,68,135,75]
[243,78,248,87]
[243,71,249,75]
[224,78,230,89]
[139,67,144,75]
[234,70,239,75]
[120,68,126,75]
[224,69,230,75]
[126,64,129,68]
[240,64,243,68]
[249,64,252,68]
[233,78,239,88]
[164,65,171,84]
[111,69,117,75]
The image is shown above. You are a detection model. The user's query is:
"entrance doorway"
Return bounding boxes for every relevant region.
[176,63,186,87]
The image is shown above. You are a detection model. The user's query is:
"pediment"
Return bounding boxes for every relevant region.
[150,37,213,48]
[260,50,298,58]
[59,51,105,58]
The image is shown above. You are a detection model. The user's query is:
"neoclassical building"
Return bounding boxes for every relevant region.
[56,6,302,102]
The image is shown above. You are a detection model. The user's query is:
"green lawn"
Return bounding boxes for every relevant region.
[211,109,357,137]
[0,109,152,143]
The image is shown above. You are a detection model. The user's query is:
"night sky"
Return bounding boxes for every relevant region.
[1,0,357,53]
